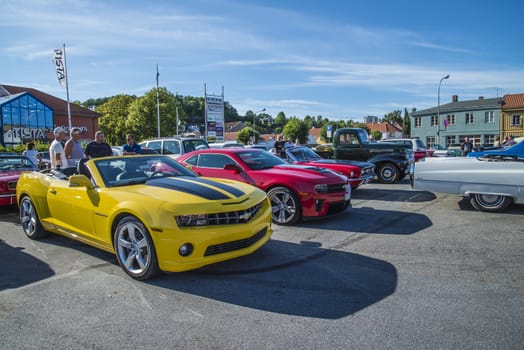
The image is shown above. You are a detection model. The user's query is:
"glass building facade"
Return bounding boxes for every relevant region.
[0,92,54,146]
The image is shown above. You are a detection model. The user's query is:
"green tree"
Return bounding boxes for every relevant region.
[403,108,411,137]
[274,112,287,128]
[382,110,403,124]
[237,127,256,145]
[97,94,137,145]
[282,118,309,143]
[126,88,182,140]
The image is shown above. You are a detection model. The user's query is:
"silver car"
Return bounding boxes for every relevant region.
[412,156,524,212]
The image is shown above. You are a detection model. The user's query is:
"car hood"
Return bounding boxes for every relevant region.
[298,158,373,169]
[118,176,264,204]
[0,171,24,179]
[266,164,346,181]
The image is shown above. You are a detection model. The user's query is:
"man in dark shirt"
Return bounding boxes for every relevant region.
[84,131,113,159]
[273,135,286,158]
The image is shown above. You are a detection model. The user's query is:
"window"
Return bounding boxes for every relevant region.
[431,116,439,126]
[446,114,455,125]
[445,136,455,146]
[197,154,233,169]
[415,117,422,128]
[485,111,494,124]
[426,136,436,148]
[485,135,497,146]
[511,114,522,126]
[465,113,474,125]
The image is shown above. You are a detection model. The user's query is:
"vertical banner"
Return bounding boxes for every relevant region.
[205,92,224,143]
[53,48,67,88]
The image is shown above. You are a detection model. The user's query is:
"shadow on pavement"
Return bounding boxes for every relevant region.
[150,239,397,319]
[0,239,55,291]
[299,207,432,234]
[352,187,437,202]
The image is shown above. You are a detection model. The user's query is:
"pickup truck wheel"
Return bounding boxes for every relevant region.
[376,163,399,184]
[470,194,512,212]
[267,186,301,225]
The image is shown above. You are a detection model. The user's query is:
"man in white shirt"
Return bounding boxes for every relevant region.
[50,127,68,169]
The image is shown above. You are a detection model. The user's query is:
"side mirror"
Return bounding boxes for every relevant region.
[223,163,242,173]
[69,175,94,189]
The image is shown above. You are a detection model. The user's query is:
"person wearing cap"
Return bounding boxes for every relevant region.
[84,131,112,159]
[64,127,85,166]
[50,127,68,169]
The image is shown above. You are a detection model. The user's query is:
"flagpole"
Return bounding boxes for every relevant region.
[156,64,160,137]
[63,44,72,133]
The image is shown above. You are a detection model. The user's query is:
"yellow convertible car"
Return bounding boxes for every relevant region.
[16,155,272,280]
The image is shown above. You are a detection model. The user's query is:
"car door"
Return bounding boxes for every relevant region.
[191,153,252,184]
[46,177,99,245]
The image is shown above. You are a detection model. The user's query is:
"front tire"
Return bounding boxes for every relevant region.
[114,216,160,280]
[376,163,399,184]
[267,186,301,225]
[19,196,48,239]
[470,194,512,212]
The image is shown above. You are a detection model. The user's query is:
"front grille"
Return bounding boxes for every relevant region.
[325,183,347,193]
[204,226,268,256]
[208,201,262,225]
[176,200,263,227]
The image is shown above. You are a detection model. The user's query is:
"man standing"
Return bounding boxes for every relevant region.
[273,135,286,158]
[461,137,473,156]
[122,134,141,155]
[64,127,85,166]
[84,131,112,159]
[50,127,68,169]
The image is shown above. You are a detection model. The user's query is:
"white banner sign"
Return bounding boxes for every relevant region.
[53,48,67,88]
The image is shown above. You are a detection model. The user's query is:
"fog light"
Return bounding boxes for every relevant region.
[179,243,194,257]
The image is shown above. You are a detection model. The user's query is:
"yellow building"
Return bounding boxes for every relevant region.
[501,93,524,141]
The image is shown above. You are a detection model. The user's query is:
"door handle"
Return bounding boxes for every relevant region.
[50,189,57,195]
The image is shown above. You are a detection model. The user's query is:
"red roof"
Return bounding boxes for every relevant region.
[366,122,402,133]
[502,93,524,109]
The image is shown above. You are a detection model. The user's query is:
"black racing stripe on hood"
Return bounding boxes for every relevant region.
[146,177,229,200]
[187,177,245,198]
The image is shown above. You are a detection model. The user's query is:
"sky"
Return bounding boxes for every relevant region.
[2,0,524,121]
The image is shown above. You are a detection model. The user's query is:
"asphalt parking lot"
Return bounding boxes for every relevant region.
[1,180,523,350]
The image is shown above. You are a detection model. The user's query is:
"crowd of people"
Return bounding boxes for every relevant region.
[23,129,143,170]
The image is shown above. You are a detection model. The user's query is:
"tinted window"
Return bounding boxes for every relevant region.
[147,141,162,153]
[197,154,234,168]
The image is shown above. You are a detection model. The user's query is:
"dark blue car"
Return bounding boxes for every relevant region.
[467,140,524,158]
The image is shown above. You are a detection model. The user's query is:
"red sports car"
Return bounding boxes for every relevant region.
[177,149,350,225]
[0,155,39,206]
[284,146,375,189]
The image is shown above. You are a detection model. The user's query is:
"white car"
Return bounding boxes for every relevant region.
[412,156,524,212]
[379,138,428,161]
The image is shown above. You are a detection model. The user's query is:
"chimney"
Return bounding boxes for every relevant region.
[452,95,458,102]
[479,96,484,100]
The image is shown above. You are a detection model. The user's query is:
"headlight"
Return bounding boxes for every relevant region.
[176,214,208,227]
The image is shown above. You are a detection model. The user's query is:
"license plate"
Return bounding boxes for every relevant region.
[345,184,351,201]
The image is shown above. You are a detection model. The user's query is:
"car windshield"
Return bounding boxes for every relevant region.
[94,155,196,187]
[236,150,287,170]
[182,139,210,153]
[288,147,322,162]
[0,156,39,171]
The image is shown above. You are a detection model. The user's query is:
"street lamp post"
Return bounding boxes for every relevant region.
[437,74,450,146]
[253,108,266,144]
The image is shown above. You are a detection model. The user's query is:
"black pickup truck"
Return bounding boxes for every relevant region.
[325,128,414,183]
